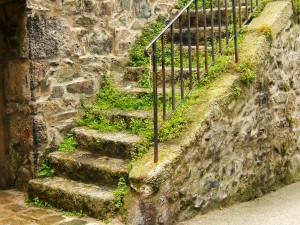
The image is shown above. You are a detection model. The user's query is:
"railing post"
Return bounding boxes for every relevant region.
[152,42,158,163]
[232,0,239,63]
[195,0,200,80]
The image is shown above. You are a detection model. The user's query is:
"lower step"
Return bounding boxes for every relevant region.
[49,150,129,185]
[28,176,116,219]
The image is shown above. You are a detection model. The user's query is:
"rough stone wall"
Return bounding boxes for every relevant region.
[152,14,300,225]
[0,0,32,189]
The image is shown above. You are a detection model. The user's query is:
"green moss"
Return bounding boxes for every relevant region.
[177,0,214,10]
[284,83,290,92]
[59,134,78,152]
[257,24,273,42]
[287,116,295,126]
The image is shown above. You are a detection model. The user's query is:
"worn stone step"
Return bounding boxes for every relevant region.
[178,6,247,28]
[72,127,142,159]
[48,150,129,185]
[124,66,197,83]
[90,109,152,128]
[167,26,227,45]
[28,176,115,218]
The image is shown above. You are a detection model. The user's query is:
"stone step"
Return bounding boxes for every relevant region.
[90,109,153,128]
[167,26,227,45]
[124,66,197,83]
[48,150,129,185]
[178,6,247,28]
[72,127,142,159]
[28,176,115,219]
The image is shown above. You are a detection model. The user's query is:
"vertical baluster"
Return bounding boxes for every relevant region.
[195,0,200,80]
[238,0,242,27]
[152,42,158,163]
[210,0,215,61]
[256,0,258,7]
[203,0,208,70]
[217,0,222,52]
[251,0,253,13]
[232,0,238,63]
[179,15,184,99]
[171,24,175,110]
[225,0,229,44]
[187,7,192,89]
[245,0,248,19]
[161,35,166,121]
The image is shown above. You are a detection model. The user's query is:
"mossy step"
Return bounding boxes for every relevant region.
[124,66,197,83]
[89,109,152,128]
[167,26,227,45]
[28,176,115,219]
[72,127,142,159]
[48,150,129,185]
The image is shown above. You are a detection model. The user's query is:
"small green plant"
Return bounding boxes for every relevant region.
[257,25,273,42]
[287,117,295,126]
[113,177,127,209]
[232,85,242,98]
[280,145,289,156]
[32,197,54,208]
[293,0,300,13]
[59,134,78,152]
[61,209,86,217]
[38,158,54,178]
[237,59,256,86]
[284,83,290,92]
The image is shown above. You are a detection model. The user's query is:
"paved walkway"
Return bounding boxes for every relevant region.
[179,181,300,225]
[0,189,123,225]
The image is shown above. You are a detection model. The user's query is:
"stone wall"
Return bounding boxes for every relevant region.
[153,6,300,225]
[0,0,32,189]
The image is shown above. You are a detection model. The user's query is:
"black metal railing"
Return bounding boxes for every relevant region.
[144,0,261,163]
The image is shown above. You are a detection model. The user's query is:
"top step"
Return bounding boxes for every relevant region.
[175,6,246,28]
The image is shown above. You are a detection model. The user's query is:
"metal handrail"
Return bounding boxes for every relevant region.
[144,0,262,163]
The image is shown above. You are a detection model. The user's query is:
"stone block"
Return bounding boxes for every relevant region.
[76,15,96,27]
[4,60,30,101]
[134,0,151,19]
[89,30,113,55]
[27,14,71,59]
[55,62,82,83]
[62,0,82,15]
[66,80,94,95]
[51,86,64,99]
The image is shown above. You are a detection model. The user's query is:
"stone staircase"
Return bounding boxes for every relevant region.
[27,6,234,219]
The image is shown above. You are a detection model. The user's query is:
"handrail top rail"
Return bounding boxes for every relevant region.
[144,0,195,57]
